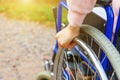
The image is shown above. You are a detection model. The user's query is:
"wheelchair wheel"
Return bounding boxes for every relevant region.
[53,25,120,80]
[36,71,51,80]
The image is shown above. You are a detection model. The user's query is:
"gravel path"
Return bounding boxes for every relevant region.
[0,14,56,80]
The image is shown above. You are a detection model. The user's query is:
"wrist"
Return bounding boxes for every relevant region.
[68,24,80,32]
[68,24,80,37]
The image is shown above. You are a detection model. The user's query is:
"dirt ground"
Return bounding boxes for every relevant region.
[0,14,56,80]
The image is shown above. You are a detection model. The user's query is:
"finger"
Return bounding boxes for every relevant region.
[55,33,59,39]
[59,40,71,48]
[59,41,64,47]
[57,39,66,48]
[71,41,77,46]
[55,31,61,39]
[67,42,77,48]
[57,39,62,46]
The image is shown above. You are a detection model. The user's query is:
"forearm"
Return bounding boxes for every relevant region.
[67,0,97,27]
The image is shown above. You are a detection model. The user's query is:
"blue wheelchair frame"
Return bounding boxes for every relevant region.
[53,0,120,79]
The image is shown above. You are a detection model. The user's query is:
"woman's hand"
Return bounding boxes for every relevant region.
[55,24,80,48]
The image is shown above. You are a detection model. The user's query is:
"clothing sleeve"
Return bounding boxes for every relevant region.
[67,0,97,27]
[112,0,120,16]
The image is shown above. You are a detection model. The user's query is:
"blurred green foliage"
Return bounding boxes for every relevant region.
[0,0,68,26]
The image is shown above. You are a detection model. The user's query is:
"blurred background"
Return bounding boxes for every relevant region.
[0,0,59,26]
[0,0,63,80]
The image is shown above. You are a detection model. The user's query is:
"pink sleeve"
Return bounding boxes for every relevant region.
[112,0,120,16]
[67,0,97,27]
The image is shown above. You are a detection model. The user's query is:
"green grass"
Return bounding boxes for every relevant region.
[0,2,54,26]
[0,1,68,26]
